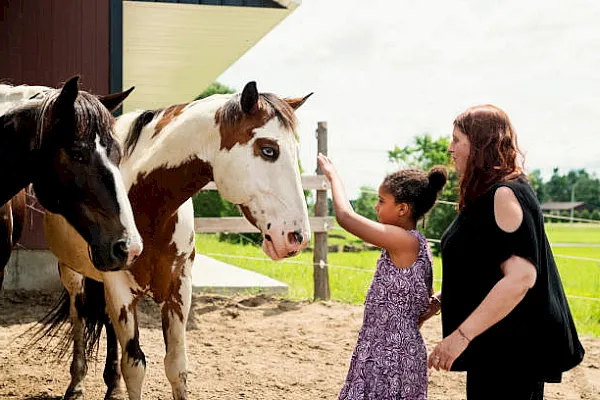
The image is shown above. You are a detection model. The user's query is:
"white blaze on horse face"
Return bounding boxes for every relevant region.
[213,118,311,260]
[95,136,143,264]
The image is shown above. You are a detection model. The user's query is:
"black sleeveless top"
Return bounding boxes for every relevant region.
[440,178,584,381]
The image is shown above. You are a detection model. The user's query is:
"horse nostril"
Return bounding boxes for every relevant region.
[288,230,303,245]
[111,239,129,263]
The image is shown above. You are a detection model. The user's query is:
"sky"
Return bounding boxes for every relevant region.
[218,0,600,198]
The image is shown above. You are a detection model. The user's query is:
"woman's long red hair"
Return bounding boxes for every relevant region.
[454,104,525,210]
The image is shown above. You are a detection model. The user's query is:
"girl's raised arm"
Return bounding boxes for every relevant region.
[317,154,417,252]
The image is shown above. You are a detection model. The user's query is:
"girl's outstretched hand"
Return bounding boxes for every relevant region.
[317,153,337,181]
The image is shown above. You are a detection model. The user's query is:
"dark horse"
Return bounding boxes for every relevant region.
[0,76,143,275]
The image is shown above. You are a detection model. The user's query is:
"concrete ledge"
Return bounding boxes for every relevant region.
[191,254,288,296]
[4,249,61,291]
[3,250,288,296]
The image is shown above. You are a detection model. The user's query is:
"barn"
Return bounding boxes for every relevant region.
[0,0,300,289]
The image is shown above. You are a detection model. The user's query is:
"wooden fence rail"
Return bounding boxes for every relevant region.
[194,216,333,233]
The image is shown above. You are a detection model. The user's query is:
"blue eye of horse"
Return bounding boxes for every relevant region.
[261,146,278,160]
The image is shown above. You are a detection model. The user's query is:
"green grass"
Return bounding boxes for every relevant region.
[196,224,600,337]
[545,223,600,244]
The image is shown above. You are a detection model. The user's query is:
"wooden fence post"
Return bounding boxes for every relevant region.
[313,121,330,301]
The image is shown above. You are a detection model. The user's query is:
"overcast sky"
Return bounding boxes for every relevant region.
[218,0,600,198]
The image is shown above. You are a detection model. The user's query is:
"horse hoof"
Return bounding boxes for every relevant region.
[63,389,84,400]
[104,385,128,400]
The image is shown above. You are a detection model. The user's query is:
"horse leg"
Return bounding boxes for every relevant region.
[0,201,13,289]
[59,264,87,400]
[103,318,126,400]
[103,273,145,400]
[161,261,192,400]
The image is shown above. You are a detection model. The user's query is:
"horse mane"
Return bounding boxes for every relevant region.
[216,92,297,132]
[36,90,115,150]
[121,92,297,160]
[123,109,160,159]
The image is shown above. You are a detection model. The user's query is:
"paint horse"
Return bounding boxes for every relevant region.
[43,81,312,399]
[0,77,142,272]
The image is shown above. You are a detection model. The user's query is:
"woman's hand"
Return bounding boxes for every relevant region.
[317,153,337,181]
[428,329,470,371]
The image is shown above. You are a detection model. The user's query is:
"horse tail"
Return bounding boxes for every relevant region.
[10,188,27,244]
[80,277,110,360]
[23,289,72,360]
[24,278,109,362]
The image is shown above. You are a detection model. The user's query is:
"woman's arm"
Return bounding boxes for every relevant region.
[428,187,537,371]
[317,153,417,252]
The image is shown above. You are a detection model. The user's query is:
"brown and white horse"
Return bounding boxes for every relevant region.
[0,77,143,272]
[42,81,312,399]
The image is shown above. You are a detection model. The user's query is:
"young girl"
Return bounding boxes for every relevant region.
[317,153,447,400]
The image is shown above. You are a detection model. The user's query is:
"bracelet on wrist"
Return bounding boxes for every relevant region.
[457,327,471,343]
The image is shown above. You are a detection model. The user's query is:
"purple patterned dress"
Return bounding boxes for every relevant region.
[339,230,433,400]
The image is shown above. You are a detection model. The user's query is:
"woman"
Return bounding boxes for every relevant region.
[427,104,584,400]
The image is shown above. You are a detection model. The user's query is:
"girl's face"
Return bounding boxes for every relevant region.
[374,185,402,225]
[448,126,471,177]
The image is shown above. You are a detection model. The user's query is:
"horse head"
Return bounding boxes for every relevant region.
[27,76,143,271]
[213,82,312,260]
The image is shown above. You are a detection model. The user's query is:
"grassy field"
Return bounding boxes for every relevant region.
[196,223,600,337]
[545,223,600,244]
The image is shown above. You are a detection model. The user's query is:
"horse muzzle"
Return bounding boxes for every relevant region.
[90,235,143,271]
[262,226,310,261]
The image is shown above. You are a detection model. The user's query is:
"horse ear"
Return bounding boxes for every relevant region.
[98,86,135,112]
[241,81,259,114]
[285,92,314,111]
[56,76,80,110]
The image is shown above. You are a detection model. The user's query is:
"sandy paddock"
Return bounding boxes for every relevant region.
[0,291,598,399]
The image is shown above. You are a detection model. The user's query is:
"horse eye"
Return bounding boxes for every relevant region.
[70,148,88,163]
[261,145,278,160]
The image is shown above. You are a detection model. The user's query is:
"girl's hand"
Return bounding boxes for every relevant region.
[428,329,470,371]
[317,153,337,181]
[418,296,441,328]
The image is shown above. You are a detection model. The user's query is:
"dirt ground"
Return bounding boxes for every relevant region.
[0,291,598,400]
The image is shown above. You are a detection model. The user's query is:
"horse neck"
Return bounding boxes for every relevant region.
[0,107,39,204]
[120,104,220,220]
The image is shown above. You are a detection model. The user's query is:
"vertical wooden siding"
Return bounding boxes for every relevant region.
[0,0,110,93]
[0,0,111,249]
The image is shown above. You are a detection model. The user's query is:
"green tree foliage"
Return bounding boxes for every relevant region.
[195,82,237,100]
[388,135,458,254]
[388,134,452,168]
[544,169,600,209]
[528,169,547,203]
[351,186,378,221]
[579,209,591,220]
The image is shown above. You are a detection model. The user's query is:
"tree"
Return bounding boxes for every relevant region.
[528,169,546,203]
[389,134,458,254]
[194,82,237,100]
[388,134,452,169]
[351,186,378,221]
